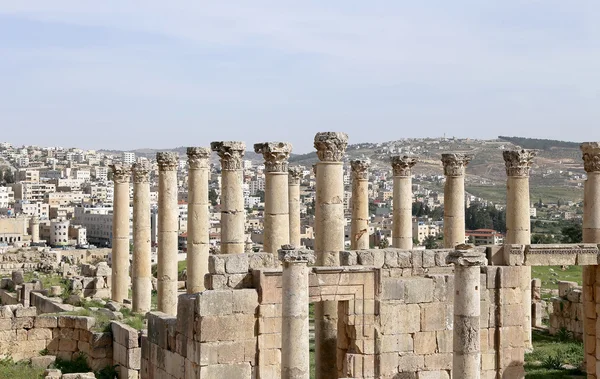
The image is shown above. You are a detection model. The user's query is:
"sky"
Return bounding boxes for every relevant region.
[0,1,599,153]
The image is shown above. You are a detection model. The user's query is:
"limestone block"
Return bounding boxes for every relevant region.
[404,278,434,303]
[258,333,282,351]
[0,318,11,330]
[58,339,78,352]
[197,314,255,342]
[357,251,384,267]
[128,347,141,370]
[413,332,436,355]
[227,273,252,289]
[340,251,358,266]
[423,353,451,370]
[429,275,452,302]
[12,316,34,329]
[217,341,246,364]
[379,352,400,376]
[163,349,185,377]
[498,266,522,288]
[381,278,405,300]
[258,304,282,318]
[421,303,450,331]
[31,355,56,368]
[15,307,37,317]
[248,253,279,270]
[11,271,24,285]
[208,256,226,275]
[500,303,525,327]
[28,328,53,340]
[559,281,578,297]
[225,254,250,274]
[176,294,196,337]
[232,289,259,314]
[380,303,420,335]
[422,251,435,268]
[112,322,140,348]
[398,354,425,372]
[209,275,227,290]
[418,371,446,379]
[200,363,252,378]
[195,290,233,316]
[96,262,111,277]
[43,369,62,378]
[74,317,96,330]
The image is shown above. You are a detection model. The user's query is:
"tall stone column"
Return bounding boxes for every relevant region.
[110,164,130,303]
[503,149,537,351]
[30,216,40,244]
[279,245,315,379]
[314,132,348,379]
[441,153,473,248]
[581,142,600,378]
[132,162,151,313]
[391,156,417,249]
[350,159,370,250]
[255,142,292,254]
[448,248,487,379]
[156,152,179,315]
[210,142,246,254]
[288,167,303,247]
[186,147,211,293]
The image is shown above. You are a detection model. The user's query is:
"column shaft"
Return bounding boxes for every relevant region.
[393,176,412,249]
[444,175,465,248]
[132,164,151,312]
[279,247,314,379]
[111,165,130,303]
[211,142,246,254]
[264,172,290,253]
[504,149,537,351]
[350,159,370,250]
[187,147,210,293]
[314,132,347,379]
[288,168,302,247]
[157,153,179,315]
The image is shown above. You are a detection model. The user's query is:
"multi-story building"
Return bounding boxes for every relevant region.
[72,206,133,247]
[12,183,56,202]
[412,220,440,244]
[123,152,136,165]
[50,219,70,246]
[0,187,14,208]
[17,169,39,183]
[14,201,50,219]
[465,229,504,246]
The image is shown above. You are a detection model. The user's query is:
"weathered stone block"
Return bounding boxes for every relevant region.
[414,331,437,355]
[381,278,405,301]
[404,278,434,303]
[195,290,233,316]
[225,254,250,274]
[232,289,258,314]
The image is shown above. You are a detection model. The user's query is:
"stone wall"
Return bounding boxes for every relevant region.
[139,250,526,379]
[111,321,142,379]
[549,281,584,341]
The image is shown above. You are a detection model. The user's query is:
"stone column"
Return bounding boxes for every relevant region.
[448,248,487,379]
[288,167,303,247]
[30,216,39,244]
[441,153,473,248]
[132,162,152,313]
[581,142,600,378]
[210,142,246,254]
[314,132,348,379]
[350,159,370,250]
[279,245,315,379]
[255,142,292,254]
[503,149,537,350]
[110,164,130,303]
[156,152,179,315]
[391,156,417,249]
[186,147,211,293]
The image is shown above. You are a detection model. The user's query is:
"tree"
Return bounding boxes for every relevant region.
[379,237,390,249]
[3,170,14,184]
[423,235,438,249]
[561,223,582,243]
[256,190,265,202]
[208,189,219,206]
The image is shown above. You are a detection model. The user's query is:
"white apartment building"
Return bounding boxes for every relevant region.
[72,206,133,247]
[17,169,39,183]
[93,166,108,181]
[14,201,50,219]
[0,187,14,208]
[249,178,265,196]
[12,183,56,202]
[72,168,91,181]
[123,152,136,165]
[50,220,70,246]
[412,220,440,244]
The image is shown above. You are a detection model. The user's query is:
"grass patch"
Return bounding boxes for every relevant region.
[54,352,91,373]
[467,185,583,204]
[0,357,45,379]
[525,329,584,378]
[531,266,582,293]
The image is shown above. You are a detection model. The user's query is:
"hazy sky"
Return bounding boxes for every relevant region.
[1,1,598,153]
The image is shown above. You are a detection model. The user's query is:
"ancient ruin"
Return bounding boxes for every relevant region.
[2,134,600,379]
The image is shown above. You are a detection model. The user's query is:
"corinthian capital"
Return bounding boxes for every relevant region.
[391,156,418,177]
[186,147,211,169]
[581,142,600,173]
[441,153,473,177]
[110,164,130,183]
[314,132,348,162]
[131,162,151,183]
[446,247,487,267]
[210,141,246,170]
[350,158,371,180]
[288,167,304,185]
[254,142,292,172]
[278,244,316,265]
[156,152,179,171]
[503,149,538,177]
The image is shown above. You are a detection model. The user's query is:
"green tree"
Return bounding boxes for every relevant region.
[379,237,390,249]
[3,170,14,184]
[423,235,438,249]
[208,189,218,206]
[561,223,582,243]
[256,190,265,202]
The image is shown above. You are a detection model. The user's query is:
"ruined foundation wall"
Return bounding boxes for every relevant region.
[140,250,525,379]
[549,281,584,341]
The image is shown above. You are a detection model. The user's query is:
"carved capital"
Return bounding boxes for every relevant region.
[132,162,151,183]
[254,142,292,173]
[581,142,600,173]
[288,167,304,185]
[156,152,179,171]
[110,164,130,183]
[350,158,371,180]
[211,141,246,170]
[187,147,211,169]
[278,244,316,265]
[314,132,348,162]
[447,246,487,267]
[441,153,473,177]
[391,155,418,177]
[503,149,538,177]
